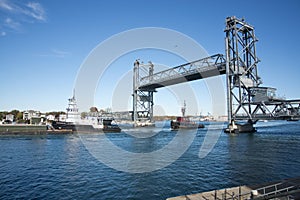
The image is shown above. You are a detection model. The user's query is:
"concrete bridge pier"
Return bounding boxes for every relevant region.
[225,120,256,134]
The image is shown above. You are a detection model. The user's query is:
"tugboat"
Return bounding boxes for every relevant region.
[102,119,121,133]
[171,101,205,130]
[52,90,82,131]
[52,91,121,133]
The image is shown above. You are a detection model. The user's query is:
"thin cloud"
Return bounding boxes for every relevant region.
[37,49,72,58]
[25,2,46,21]
[52,49,71,58]
[4,17,20,30]
[0,0,46,36]
[0,0,13,11]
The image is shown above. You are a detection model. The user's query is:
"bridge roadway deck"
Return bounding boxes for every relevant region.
[138,54,226,91]
[236,99,300,121]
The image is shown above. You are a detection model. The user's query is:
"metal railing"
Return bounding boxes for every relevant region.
[253,181,300,200]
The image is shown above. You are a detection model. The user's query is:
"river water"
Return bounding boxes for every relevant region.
[0,121,300,199]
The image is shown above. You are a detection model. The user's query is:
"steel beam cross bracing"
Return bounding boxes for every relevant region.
[225,16,261,125]
[132,60,154,125]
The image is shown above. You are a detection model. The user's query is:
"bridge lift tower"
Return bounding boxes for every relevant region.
[132,60,155,126]
[225,16,300,132]
[224,16,261,132]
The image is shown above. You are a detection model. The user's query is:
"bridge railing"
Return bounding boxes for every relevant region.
[138,54,226,88]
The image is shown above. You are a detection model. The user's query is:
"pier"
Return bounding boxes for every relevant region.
[132,16,300,132]
[167,177,300,200]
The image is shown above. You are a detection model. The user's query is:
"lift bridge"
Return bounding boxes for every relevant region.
[132,16,300,132]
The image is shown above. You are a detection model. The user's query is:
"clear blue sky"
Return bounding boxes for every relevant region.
[1,0,299,116]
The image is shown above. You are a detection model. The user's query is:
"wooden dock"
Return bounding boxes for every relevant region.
[167,177,300,200]
[167,186,252,200]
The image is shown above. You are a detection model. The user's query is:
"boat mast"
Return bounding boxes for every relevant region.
[181,100,186,117]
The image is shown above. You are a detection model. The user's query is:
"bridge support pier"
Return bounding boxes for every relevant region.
[225,120,256,134]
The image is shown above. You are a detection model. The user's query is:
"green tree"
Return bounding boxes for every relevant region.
[81,112,87,119]
[10,109,19,117]
[0,112,8,120]
[16,112,23,121]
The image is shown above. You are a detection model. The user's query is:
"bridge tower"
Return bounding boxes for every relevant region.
[225,16,262,132]
[133,60,154,126]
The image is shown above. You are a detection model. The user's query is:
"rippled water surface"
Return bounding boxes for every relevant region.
[0,121,300,199]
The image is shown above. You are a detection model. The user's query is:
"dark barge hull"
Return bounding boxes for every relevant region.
[52,121,121,133]
[171,120,205,130]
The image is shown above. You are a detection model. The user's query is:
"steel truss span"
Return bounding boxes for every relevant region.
[138,54,226,91]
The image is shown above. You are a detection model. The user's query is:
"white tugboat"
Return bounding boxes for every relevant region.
[65,91,80,124]
[52,91,121,132]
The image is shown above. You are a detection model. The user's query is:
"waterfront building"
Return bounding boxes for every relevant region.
[23,110,41,121]
[22,110,46,125]
[5,114,14,123]
[46,114,55,121]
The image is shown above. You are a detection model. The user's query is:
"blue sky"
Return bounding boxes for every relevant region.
[1,0,300,116]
